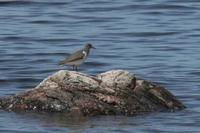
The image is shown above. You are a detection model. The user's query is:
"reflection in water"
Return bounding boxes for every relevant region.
[40,112,88,128]
[6,111,150,133]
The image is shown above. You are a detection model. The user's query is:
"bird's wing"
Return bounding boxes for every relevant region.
[63,49,84,63]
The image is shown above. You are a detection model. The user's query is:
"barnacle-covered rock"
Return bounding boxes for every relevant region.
[0,70,185,116]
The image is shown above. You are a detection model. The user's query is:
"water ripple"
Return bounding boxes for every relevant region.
[0,0,200,132]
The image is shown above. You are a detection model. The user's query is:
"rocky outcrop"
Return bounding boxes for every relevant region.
[0,70,185,116]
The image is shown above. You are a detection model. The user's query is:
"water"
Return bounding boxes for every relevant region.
[0,0,200,132]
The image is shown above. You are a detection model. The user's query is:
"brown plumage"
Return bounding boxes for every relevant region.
[59,43,95,70]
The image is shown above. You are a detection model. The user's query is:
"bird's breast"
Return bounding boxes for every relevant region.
[82,51,87,58]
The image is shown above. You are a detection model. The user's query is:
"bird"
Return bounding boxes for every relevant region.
[59,43,95,70]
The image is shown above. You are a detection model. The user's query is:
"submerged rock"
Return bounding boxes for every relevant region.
[0,70,185,116]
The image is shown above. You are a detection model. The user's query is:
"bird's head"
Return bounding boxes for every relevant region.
[85,43,95,49]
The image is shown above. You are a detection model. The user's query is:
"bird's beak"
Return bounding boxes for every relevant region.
[92,46,96,49]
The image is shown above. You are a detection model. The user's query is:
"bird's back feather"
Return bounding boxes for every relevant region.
[59,49,85,65]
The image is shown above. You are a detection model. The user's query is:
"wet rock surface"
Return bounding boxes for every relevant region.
[0,70,185,116]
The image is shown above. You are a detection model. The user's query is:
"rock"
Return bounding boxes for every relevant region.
[0,70,185,116]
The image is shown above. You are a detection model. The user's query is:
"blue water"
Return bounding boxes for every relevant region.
[0,0,200,132]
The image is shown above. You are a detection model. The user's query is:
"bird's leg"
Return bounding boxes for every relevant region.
[72,65,74,70]
[76,66,78,71]
[74,66,77,71]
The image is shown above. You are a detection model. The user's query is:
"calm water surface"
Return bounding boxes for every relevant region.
[0,0,200,132]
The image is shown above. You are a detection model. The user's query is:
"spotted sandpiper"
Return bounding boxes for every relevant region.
[59,43,95,70]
